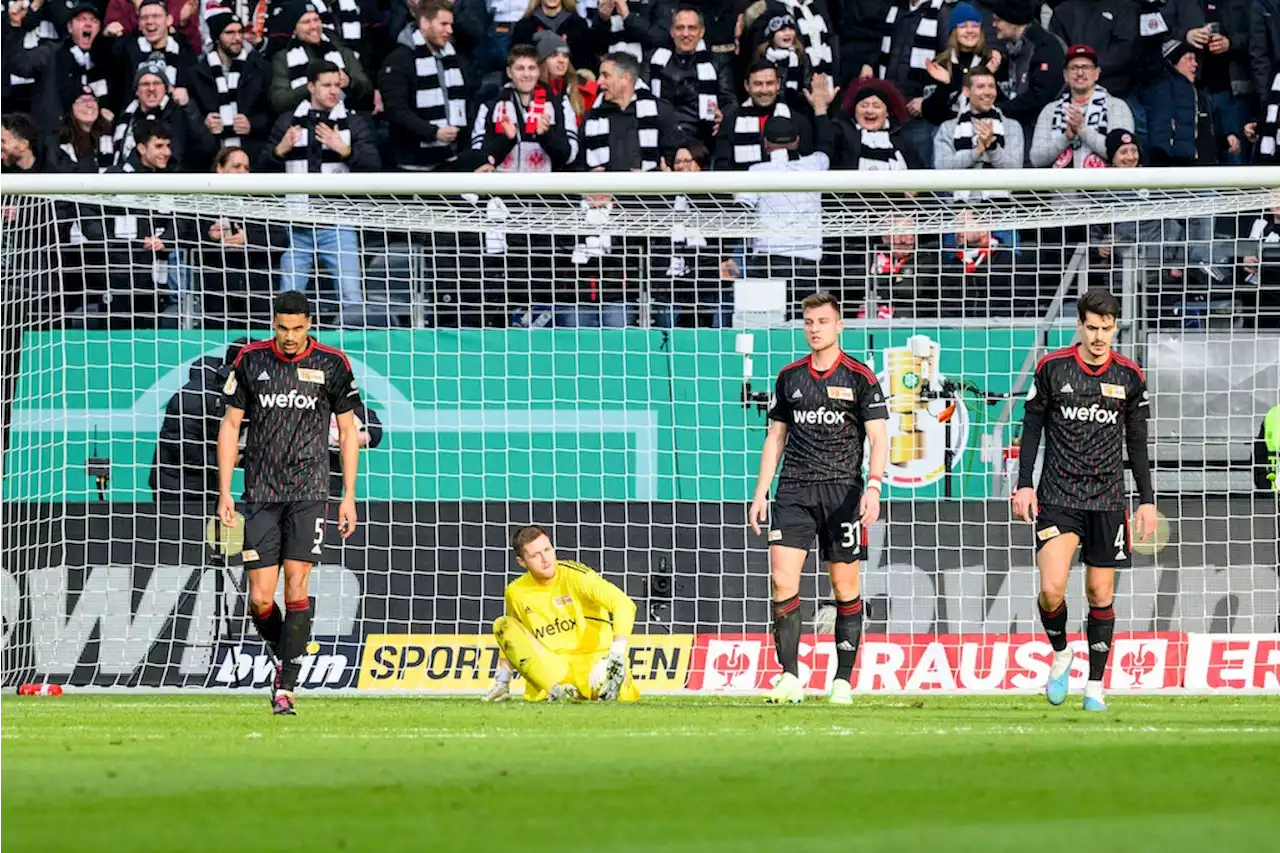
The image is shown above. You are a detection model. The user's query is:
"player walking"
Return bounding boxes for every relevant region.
[1013,289,1156,712]
[748,293,889,704]
[217,292,362,715]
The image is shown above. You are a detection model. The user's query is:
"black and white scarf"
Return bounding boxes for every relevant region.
[111,97,170,165]
[1260,71,1280,162]
[731,99,792,166]
[599,13,642,60]
[649,40,718,124]
[205,46,252,148]
[953,107,1005,151]
[137,34,184,86]
[410,31,468,147]
[878,0,945,84]
[11,18,60,86]
[282,99,351,173]
[1050,86,1110,168]
[773,0,833,71]
[312,0,362,55]
[583,84,662,171]
[1248,215,1280,245]
[764,47,804,92]
[285,36,346,92]
[925,50,984,109]
[856,127,908,171]
[69,45,112,100]
[59,135,116,172]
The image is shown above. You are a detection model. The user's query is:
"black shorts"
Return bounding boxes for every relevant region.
[769,481,867,563]
[1034,505,1131,568]
[241,500,327,570]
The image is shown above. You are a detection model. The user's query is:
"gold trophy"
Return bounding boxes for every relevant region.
[887,348,927,466]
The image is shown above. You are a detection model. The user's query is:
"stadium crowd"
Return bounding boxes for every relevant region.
[1,0,1278,327]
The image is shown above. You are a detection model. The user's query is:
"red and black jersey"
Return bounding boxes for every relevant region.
[224,337,360,503]
[767,351,889,487]
[1018,345,1153,511]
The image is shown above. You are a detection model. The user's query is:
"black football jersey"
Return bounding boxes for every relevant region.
[1020,346,1149,510]
[225,337,360,502]
[767,351,889,486]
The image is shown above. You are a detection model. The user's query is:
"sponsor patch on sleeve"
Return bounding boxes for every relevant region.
[298,368,326,384]
[1036,526,1061,541]
[1100,383,1126,399]
[223,373,237,395]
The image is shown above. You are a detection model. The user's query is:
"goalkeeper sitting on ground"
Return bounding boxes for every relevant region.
[484,525,639,703]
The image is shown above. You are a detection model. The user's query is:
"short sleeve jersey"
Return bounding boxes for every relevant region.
[767,351,889,487]
[225,338,361,502]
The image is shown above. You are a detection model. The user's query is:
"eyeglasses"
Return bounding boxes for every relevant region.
[1066,63,1095,72]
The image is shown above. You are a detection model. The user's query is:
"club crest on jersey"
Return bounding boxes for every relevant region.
[553,594,573,607]
[827,386,854,401]
[298,368,325,384]
[1100,383,1126,399]
[1059,404,1119,425]
[793,407,845,425]
[1036,526,1060,541]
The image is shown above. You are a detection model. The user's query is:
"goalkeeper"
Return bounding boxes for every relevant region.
[484,525,639,703]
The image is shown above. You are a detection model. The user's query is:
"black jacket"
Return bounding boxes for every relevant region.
[1252,0,1280,120]
[7,37,120,132]
[150,357,227,503]
[1049,0,1141,97]
[185,49,272,169]
[377,37,469,170]
[260,107,381,172]
[996,22,1067,130]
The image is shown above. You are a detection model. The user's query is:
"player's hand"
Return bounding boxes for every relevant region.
[859,489,880,527]
[589,651,626,695]
[337,496,357,538]
[483,679,510,702]
[217,494,237,528]
[1011,487,1038,523]
[748,495,769,536]
[1133,503,1157,543]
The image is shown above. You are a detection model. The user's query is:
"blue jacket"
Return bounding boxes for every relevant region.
[1145,68,1217,164]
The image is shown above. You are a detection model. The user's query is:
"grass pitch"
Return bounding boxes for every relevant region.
[3,695,1278,852]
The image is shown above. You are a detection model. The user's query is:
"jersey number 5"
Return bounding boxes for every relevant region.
[840,521,861,549]
[312,518,324,555]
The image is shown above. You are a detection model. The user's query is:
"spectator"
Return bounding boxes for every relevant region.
[834,79,916,170]
[938,207,1023,317]
[9,1,118,131]
[194,147,289,326]
[379,0,469,170]
[1239,200,1280,328]
[1197,0,1251,164]
[836,0,893,88]
[263,60,380,325]
[105,0,201,53]
[714,57,812,170]
[646,7,735,145]
[269,0,371,114]
[5,0,62,116]
[510,0,593,72]
[1147,40,1238,164]
[186,10,270,168]
[111,0,197,89]
[1047,0,1139,99]
[111,114,176,171]
[921,3,999,125]
[934,66,1024,172]
[470,43,577,170]
[111,57,202,168]
[735,73,839,313]
[743,0,837,78]
[1,113,43,172]
[45,85,115,171]
[149,340,248,506]
[581,50,682,170]
[1029,43,1134,168]
[752,11,813,99]
[587,0,654,61]
[860,220,942,317]
[867,0,952,166]
[479,0,530,79]
[990,0,1065,146]
[537,29,595,125]
[1252,0,1280,163]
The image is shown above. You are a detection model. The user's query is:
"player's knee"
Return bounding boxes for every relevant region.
[1085,579,1114,607]
[770,568,801,599]
[248,589,275,616]
[1038,588,1066,611]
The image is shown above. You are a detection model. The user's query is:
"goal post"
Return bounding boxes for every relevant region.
[1,168,1277,695]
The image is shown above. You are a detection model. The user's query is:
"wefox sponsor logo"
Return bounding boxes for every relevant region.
[259,390,318,410]
[533,617,576,639]
[793,407,846,426]
[1059,404,1118,425]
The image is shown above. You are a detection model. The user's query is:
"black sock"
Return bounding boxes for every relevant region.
[833,597,864,683]
[279,598,313,692]
[1087,602,1115,682]
[1038,598,1069,652]
[771,595,801,678]
[250,603,283,654]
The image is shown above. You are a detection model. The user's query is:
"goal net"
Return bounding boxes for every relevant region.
[2,169,1277,695]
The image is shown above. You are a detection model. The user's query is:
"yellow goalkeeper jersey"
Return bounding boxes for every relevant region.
[503,560,636,656]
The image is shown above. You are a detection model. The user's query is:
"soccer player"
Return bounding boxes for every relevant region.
[216,292,362,715]
[1013,288,1156,712]
[748,292,889,705]
[483,525,639,703]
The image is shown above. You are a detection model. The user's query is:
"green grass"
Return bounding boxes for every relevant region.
[4,695,1279,852]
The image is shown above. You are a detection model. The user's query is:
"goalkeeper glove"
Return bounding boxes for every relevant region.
[589,638,629,701]
[483,667,512,702]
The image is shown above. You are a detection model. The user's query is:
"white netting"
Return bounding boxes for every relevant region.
[1,171,1277,694]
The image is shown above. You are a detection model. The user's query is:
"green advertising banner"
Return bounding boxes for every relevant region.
[4,327,1073,503]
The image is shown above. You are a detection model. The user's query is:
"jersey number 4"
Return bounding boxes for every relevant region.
[312,518,324,555]
[840,521,861,549]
